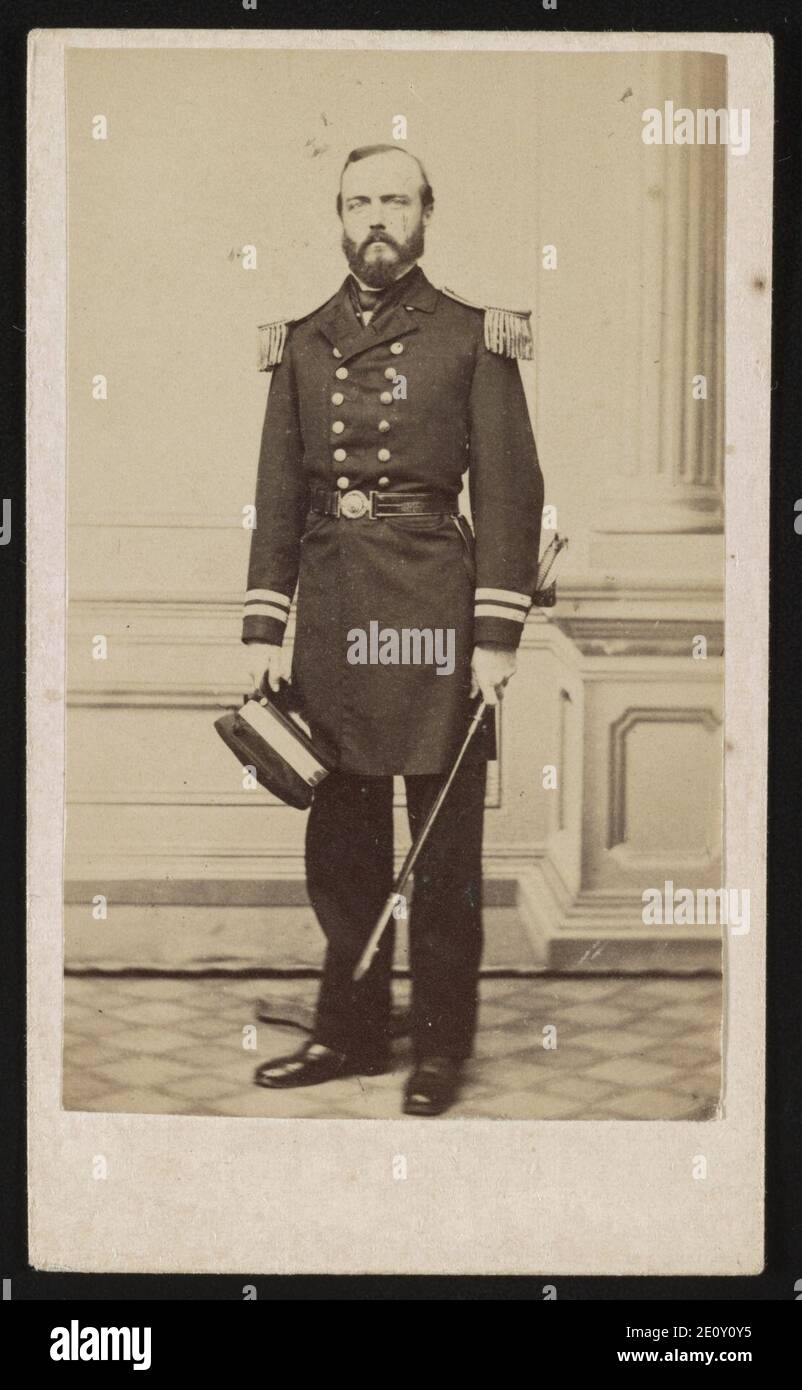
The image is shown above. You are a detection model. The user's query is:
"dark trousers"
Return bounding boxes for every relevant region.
[306,758,487,1062]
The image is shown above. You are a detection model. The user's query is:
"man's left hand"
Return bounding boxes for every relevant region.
[470,643,517,706]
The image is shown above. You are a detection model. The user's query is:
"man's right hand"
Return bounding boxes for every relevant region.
[243,642,290,695]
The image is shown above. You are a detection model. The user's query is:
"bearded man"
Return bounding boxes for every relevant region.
[241,144,544,1115]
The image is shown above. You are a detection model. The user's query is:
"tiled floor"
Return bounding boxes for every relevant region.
[62,974,722,1120]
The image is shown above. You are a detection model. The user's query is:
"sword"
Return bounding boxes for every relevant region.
[353,698,488,981]
[352,531,568,983]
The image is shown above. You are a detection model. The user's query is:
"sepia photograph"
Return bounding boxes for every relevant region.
[26,27,770,1274]
[60,43,729,1123]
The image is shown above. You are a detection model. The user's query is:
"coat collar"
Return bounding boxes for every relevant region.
[315,264,439,363]
[385,263,439,314]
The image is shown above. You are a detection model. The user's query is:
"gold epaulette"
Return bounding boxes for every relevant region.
[257,318,291,372]
[442,286,534,360]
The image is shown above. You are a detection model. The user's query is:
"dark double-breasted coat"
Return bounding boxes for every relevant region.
[241,264,544,776]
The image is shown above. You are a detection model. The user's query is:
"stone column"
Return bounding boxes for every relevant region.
[596,51,726,537]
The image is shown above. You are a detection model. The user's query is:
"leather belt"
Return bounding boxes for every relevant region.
[310,485,458,520]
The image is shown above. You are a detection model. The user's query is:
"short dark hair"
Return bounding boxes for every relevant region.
[336,144,434,217]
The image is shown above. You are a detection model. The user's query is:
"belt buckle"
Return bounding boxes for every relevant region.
[340,489,369,519]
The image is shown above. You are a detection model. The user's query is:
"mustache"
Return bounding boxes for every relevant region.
[359,231,400,249]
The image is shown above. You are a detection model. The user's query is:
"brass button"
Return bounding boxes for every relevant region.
[332,347,342,358]
[332,421,345,435]
[331,392,344,405]
[378,419,390,432]
[378,475,390,487]
[335,366,349,380]
[380,391,393,404]
[377,448,391,462]
[390,342,404,355]
[384,367,396,380]
[333,448,347,462]
[336,476,350,489]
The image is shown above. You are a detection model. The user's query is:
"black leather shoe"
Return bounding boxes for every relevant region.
[254,1040,390,1089]
[403,1056,461,1116]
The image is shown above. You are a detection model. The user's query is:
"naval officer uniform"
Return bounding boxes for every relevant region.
[242,262,544,1103]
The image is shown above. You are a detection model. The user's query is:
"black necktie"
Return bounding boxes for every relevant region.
[352,283,384,321]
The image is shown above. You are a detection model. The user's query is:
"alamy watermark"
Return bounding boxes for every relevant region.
[346,623,455,676]
[641,102,750,156]
[642,880,750,934]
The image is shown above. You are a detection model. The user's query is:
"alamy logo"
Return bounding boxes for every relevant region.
[641,102,750,155]
[50,1321,151,1370]
[346,622,455,676]
[642,881,750,933]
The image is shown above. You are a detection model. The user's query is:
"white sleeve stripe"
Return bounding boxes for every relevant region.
[474,604,527,622]
[243,604,290,623]
[475,598,529,614]
[245,589,291,608]
[475,587,531,607]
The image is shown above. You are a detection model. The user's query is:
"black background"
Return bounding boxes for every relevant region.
[1,0,800,1338]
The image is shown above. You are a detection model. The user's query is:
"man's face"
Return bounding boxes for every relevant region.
[339,150,432,288]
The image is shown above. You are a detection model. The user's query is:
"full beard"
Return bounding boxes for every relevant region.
[341,224,425,289]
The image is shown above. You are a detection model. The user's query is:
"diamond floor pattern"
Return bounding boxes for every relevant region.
[62,974,722,1121]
